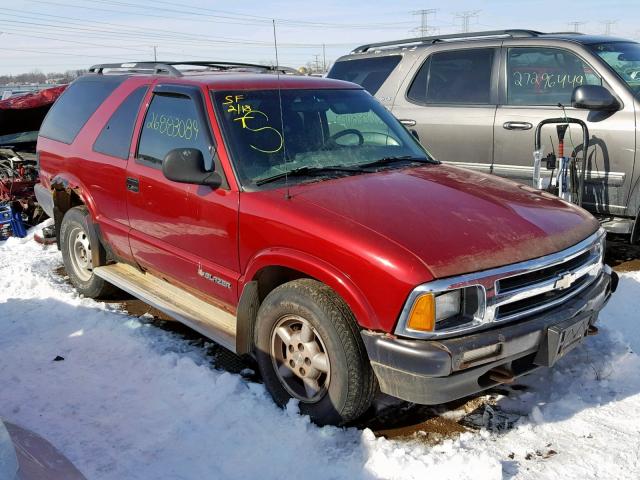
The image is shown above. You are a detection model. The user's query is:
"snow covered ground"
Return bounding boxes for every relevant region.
[1,231,639,480]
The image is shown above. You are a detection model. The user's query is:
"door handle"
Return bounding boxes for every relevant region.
[503,121,533,131]
[399,119,417,127]
[126,177,139,193]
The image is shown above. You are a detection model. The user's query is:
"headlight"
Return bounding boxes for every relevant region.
[401,285,485,337]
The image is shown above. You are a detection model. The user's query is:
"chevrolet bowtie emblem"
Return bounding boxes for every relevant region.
[555,272,576,290]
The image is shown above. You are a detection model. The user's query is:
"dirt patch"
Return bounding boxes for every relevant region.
[374,414,469,444]
[356,388,524,444]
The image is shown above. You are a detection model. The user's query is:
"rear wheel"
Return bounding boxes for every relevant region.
[60,206,114,299]
[254,279,376,425]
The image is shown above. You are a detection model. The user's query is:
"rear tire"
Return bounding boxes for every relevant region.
[60,206,114,299]
[254,279,376,426]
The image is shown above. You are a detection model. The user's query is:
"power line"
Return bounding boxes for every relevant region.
[0,13,353,49]
[411,9,438,36]
[455,10,480,33]
[567,21,587,33]
[27,0,415,30]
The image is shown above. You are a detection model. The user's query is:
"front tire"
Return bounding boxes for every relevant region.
[254,279,376,426]
[60,206,114,299]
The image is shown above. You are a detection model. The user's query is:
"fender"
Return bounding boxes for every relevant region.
[241,247,378,330]
[50,173,99,219]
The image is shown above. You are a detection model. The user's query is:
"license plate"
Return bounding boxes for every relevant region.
[535,315,591,367]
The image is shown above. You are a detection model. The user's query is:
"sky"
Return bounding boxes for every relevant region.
[1,0,639,76]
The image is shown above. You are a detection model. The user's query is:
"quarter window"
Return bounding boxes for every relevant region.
[328,56,402,94]
[407,48,495,104]
[39,76,124,144]
[137,94,212,169]
[506,47,601,106]
[93,86,148,160]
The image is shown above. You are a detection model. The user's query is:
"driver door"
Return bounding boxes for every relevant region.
[126,84,240,305]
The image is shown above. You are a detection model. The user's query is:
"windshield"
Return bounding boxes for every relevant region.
[590,42,640,97]
[212,88,432,187]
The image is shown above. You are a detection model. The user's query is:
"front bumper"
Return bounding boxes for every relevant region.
[361,268,617,405]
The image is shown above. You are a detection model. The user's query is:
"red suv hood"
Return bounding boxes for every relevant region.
[291,164,599,279]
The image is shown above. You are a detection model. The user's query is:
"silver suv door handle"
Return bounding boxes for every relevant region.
[399,119,417,127]
[503,121,533,131]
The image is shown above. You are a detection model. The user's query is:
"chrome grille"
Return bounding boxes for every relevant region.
[487,231,604,323]
[395,228,606,340]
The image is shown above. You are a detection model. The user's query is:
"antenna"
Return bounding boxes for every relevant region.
[272,19,290,200]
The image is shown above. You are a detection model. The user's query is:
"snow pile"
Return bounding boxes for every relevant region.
[1,233,639,479]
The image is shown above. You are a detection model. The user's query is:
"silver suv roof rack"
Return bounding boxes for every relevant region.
[88,61,298,77]
[352,29,546,53]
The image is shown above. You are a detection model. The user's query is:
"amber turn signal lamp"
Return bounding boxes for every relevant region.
[406,293,435,332]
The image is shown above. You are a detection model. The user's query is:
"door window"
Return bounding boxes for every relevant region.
[507,47,601,106]
[407,48,495,104]
[137,93,212,169]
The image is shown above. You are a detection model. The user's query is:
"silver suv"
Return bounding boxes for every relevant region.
[328,30,640,242]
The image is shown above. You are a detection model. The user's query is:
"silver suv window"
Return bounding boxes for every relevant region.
[328,56,401,94]
[590,42,640,98]
[407,48,495,105]
[506,47,601,106]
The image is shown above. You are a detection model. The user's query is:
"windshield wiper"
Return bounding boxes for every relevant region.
[255,165,362,186]
[355,155,436,170]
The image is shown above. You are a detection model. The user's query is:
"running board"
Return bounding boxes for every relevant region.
[94,263,236,351]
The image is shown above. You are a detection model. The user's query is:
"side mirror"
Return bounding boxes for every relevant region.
[571,85,620,111]
[162,148,220,187]
[410,129,420,141]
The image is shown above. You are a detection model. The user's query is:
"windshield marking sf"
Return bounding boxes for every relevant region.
[222,94,284,154]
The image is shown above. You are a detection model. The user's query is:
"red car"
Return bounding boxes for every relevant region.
[36,62,617,425]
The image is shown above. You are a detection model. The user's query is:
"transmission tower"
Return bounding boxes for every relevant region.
[567,21,587,33]
[601,20,617,35]
[455,10,480,33]
[411,9,438,36]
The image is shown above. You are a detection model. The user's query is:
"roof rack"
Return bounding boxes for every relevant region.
[88,61,298,77]
[352,29,545,53]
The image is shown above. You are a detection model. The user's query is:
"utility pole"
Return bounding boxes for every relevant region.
[322,43,326,72]
[601,20,616,35]
[567,21,587,33]
[455,10,480,33]
[411,9,438,36]
[153,46,157,61]
[313,54,321,73]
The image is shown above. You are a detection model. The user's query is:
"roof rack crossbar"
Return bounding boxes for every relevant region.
[88,61,298,77]
[88,62,184,76]
[352,29,544,53]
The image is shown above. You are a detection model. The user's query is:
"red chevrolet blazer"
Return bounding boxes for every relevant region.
[35,62,617,425]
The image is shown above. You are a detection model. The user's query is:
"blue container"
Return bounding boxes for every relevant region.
[0,204,27,239]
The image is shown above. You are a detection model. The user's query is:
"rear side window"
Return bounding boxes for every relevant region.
[39,76,124,144]
[407,48,495,104]
[328,56,401,94]
[137,94,212,169]
[93,86,148,159]
[507,47,601,106]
